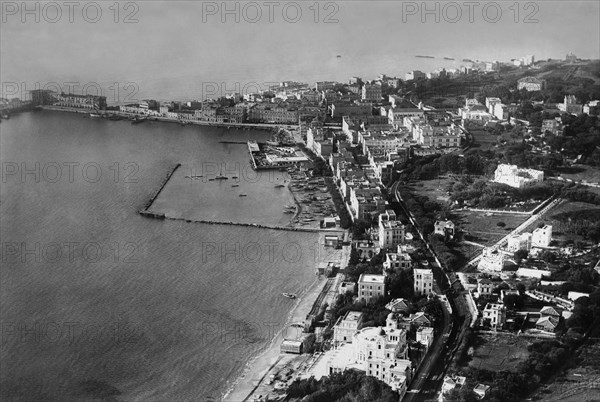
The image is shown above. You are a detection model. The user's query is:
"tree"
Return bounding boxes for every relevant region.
[514,249,529,265]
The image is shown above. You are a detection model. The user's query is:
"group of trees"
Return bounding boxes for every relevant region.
[402,151,495,182]
[286,369,399,401]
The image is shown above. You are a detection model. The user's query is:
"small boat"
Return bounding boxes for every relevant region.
[275,184,285,188]
[89,113,102,118]
[215,176,228,180]
[232,184,239,187]
[282,293,296,299]
[337,55,342,58]
[239,194,247,197]
[131,117,146,125]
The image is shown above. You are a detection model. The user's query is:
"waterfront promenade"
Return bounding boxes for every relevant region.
[38,105,299,130]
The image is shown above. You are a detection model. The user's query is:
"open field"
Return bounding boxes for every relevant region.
[408,178,454,203]
[469,333,530,372]
[456,210,529,246]
[468,126,499,151]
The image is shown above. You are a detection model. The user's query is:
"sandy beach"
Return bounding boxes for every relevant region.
[223,276,328,401]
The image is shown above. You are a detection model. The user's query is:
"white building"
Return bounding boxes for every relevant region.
[383,248,412,272]
[416,327,434,349]
[493,164,544,188]
[324,326,412,397]
[413,268,434,297]
[506,232,532,252]
[482,303,506,329]
[333,311,363,344]
[378,210,405,250]
[532,225,552,248]
[478,247,505,271]
[358,274,386,303]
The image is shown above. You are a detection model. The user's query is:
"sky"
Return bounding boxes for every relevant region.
[1,0,599,102]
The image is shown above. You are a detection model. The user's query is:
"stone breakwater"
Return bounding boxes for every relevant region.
[137,163,323,232]
[139,213,323,233]
[140,163,181,213]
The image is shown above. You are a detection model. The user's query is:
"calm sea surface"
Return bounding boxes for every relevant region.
[0,111,319,401]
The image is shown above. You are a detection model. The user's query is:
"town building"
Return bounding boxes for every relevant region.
[413,268,434,297]
[474,384,491,399]
[517,77,546,91]
[324,326,412,397]
[434,220,456,239]
[416,327,434,348]
[385,298,410,313]
[478,247,505,271]
[583,100,599,115]
[378,210,405,250]
[358,274,386,303]
[333,311,363,344]
[542,118,564,136]
[405,70,425,81]
[558,95,583,115]
[477,278,494,296]
[532,225,552,248]
[493,164,544,188]
[535,316,558,332]
[506,232,532,252]
[362,84,382,101]
[383,247,412,272]
[482,303,506,329]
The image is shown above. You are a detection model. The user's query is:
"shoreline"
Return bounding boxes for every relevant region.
[37,105,298,130]
[222,275,327,401]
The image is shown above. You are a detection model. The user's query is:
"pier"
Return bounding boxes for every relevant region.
[139,163,181,215]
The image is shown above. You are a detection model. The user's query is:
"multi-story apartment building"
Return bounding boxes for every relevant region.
[506,232,532,252]
[378,210,405,250]
[358,274,386,303]
[248,104,298,124]
[32,91,107,110]
[330,102,373,118]
[362,84,382,101]
[333,311,363,344]
[413,268,434,296]
[350,186,387,220]
[532,225,552,248]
